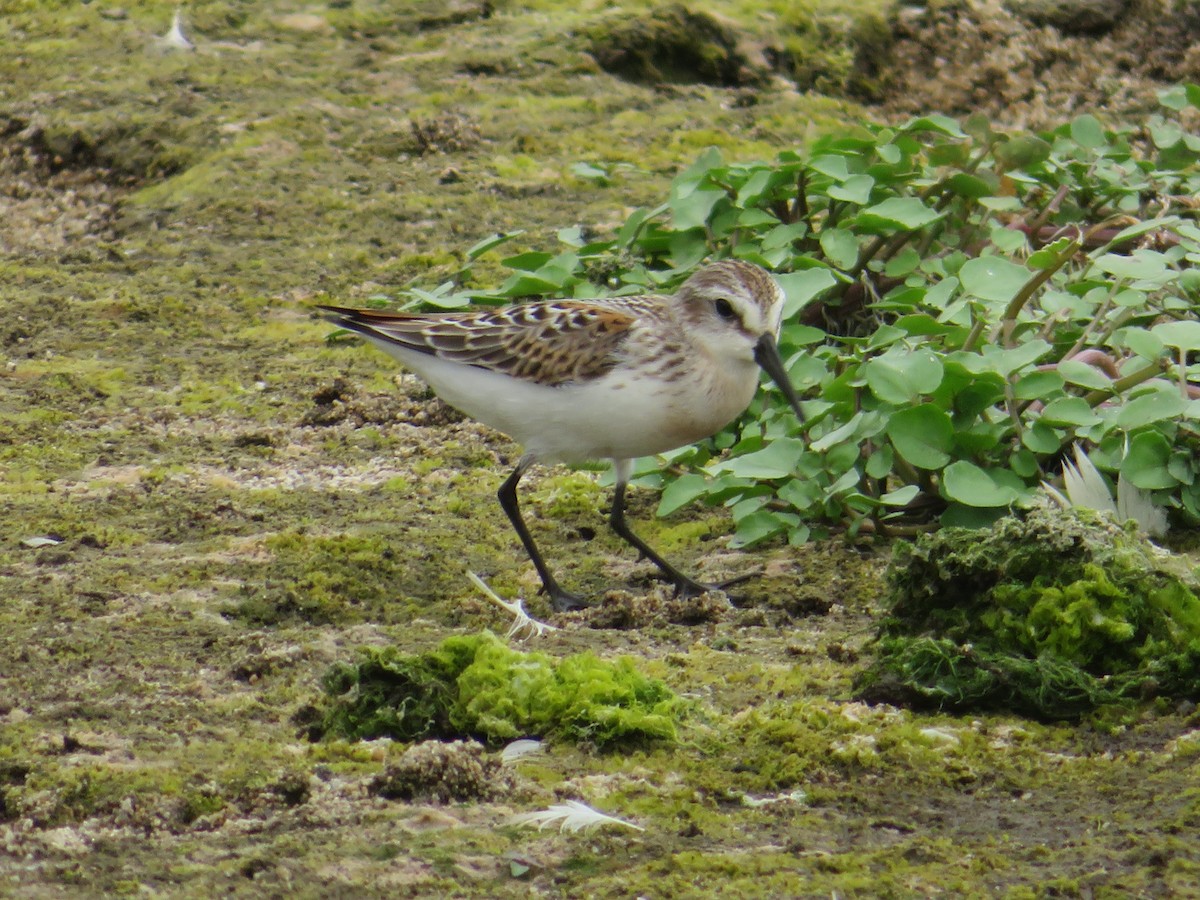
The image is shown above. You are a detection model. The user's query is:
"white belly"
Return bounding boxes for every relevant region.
[367,338,759,463]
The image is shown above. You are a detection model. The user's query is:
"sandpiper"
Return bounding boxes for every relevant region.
[319,259,805,610]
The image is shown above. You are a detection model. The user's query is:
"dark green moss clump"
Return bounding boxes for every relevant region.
[318,631,682,748]
[229,531,414,626]
[856,504,1200,719]
[777,3,895,101]
[586,4,767,87]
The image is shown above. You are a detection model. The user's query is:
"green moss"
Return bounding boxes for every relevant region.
[319,630,682,748]
[179,787,226,824]
[858,504,1200,719]
[585,4,767,88]
[19,764,183,827]
[229,530,414,626]
[539,472,603,518]
[845,9,895,101]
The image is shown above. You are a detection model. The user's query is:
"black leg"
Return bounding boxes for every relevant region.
[607,469,755,598]
[497,457,586,611]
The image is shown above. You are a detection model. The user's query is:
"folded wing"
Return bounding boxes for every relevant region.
[318,301,635,387]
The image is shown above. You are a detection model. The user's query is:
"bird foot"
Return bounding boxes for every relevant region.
[545,585,589,612]
[670,569,761,599]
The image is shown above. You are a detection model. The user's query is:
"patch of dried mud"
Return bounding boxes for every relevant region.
[0,117,128,256]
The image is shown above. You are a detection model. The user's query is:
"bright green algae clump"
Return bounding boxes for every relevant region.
[319,631,681,748]
[856,503,1200,719]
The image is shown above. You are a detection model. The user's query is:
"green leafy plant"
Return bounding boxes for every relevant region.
[854,502,1200,720]
[390,87,1200,545]
[318,631,682,748]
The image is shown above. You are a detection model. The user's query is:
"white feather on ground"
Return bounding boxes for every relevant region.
[467,571,558,640]
[510,800,644,833]
[500,739,544,764]
[160,9,194,51]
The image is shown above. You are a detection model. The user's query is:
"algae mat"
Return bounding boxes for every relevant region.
[2,2,1200,896]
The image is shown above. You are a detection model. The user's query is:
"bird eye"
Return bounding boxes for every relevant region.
[714,298,736,320]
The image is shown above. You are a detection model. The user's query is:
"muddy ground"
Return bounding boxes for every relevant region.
[2,1,1199,897]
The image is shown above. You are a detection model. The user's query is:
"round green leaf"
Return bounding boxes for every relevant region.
[1152,320,1200,351]
[1109,218,1181,246]
[1160,84,1190,111]
[1108,288,1149,311]
[886,404,954,469]
[1120,328,1165,361]
[467,230,524,260]
[808,154,850,180]
[1038,397,1101,427]
[884,246,921,278]
[502,251,554,271]
[828,174,875,204]
[1014,370,1065,401]
[827,466,862,496]
[670,187,725,230]
[657,474,712,517]
[669,230,709,269]
[857,197,942,231]
[1070,114,1106,149]
[865,445,894,479]
[780,324,828,347]
[777,269,838,318]
[894,314,956,337]
[714,437,806,479]
[878,143,902,164]
[820,228,860,270]
[1021,422,1063,454]
[1057,359,1113,391]
[990,225,1029,254]
[735,169,775,206]
[952,421,1006,453]
[866,324,911,350]
[946,172,994,200]
[1114,390,1190,429]
[993,135,1051,169]
[985,340,1054,376]
[1010,448,1039,478]
[810,411,867,453]
[1168,451,1195,485]
[952,376,1006,418]
[1094,251,1171,283]
[1121,431,1179,490]
[959,256,1031,302]
[940,461,1020,507]
[499,273,566,296]
[880,484,921,507]
[1151,120,1184,149]
[864,350,944,404]
[778,477,822,513]
[1027,237,1078,270]
[826,441,863,474]
[761,222,809,251]
[730,509,788,548]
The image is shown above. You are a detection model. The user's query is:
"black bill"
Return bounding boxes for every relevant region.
[753,333,805,424]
